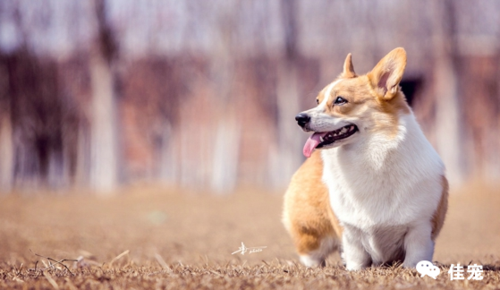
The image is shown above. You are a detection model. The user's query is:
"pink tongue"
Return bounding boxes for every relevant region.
[303,132,328,158]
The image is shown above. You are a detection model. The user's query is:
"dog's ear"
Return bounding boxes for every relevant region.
[367,47,407,100]
[342,53,356,78]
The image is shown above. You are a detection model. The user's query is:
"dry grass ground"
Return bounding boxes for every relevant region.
[0,182,499,289]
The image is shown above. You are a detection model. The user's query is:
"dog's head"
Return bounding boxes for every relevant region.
[297,47,411,157]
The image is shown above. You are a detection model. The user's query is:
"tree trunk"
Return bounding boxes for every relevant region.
[158,122,177,184]
[211,118,240,193]
[88,0,120,194]
[207,2,241,193]
[271,0,303,187]
[89,51,119,194]
[432,0,465,185]
[0,115,14,192]
[75,122,90,187]
[273,63,303,187]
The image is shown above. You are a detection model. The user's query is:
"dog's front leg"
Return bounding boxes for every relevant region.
[342,230,371,270]
[403,222,434,268]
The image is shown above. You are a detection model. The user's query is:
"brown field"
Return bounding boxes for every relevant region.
[0,182,499,289]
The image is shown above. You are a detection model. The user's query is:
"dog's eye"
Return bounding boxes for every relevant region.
[316,99,319,104]
[334,96,347,105]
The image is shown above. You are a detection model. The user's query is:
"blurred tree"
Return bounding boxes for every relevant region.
[209,1,241,193]
[1,0,498,192]
[0,115,13,192]
[89,0,120,193]
[272,0,303,187]
[0,2,70,189]
[0,56,13,192]
[432,0,465,184]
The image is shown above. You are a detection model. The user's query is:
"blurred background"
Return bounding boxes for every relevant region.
[0,0,499,195]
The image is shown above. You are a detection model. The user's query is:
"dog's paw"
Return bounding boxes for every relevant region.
[300,255,326,268]
[345,262,368,271]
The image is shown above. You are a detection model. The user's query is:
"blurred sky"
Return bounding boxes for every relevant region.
[2,1,499,59]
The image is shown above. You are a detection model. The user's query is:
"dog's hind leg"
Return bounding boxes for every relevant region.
[282,152,342,267]
[297,232,338,267]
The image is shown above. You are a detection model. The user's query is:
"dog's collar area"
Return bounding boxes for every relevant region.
[316,124,358,149]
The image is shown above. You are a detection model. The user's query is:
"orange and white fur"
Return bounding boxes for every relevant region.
[283,48,448,270]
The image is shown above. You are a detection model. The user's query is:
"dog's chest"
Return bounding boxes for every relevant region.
[325,160,415,227]
[321,135,442,228]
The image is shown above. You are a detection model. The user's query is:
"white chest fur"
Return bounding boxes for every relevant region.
[322,113,444,237]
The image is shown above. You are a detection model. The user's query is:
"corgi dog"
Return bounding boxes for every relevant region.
[282,48,448,270]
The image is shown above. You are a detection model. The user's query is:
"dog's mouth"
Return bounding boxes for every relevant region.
[303,124,358,157]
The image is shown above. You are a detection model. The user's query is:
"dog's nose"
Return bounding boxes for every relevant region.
[295,113,310,127]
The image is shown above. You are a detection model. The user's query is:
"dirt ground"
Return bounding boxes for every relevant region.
[0,182,499,289]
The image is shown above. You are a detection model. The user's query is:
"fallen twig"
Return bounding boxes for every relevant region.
[154,253,172,273]
[30,250,77,276]
[109,250,130,266]
[43,270,59,289]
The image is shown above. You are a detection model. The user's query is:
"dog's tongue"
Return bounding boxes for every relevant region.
[303,132,328,158]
